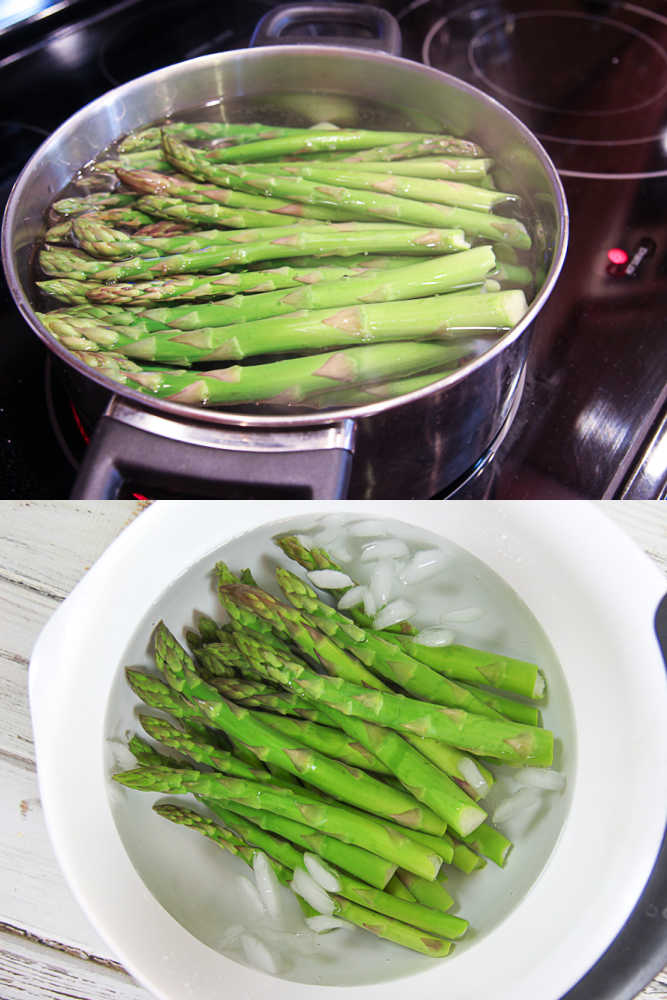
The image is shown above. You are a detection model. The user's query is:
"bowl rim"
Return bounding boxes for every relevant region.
[29,500,667,1000]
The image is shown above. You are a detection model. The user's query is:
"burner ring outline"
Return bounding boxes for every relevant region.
[467,9,667,117]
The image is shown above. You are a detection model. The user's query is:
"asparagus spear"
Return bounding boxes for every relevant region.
[135,193,355,231]
[36,261,392,307]
[255,711,390,774]
[128,733,185,769]
[124,667,211,738]
[461,822,513,867]
[263,156,493,182]
[117,167,363,222]
[162,135,530,248]
[454,683,540,726]
[396,870,454,912]
[71,341,472,406]
[138,246,496,328]
[233,633,487,838]
[201,128,485,162]
[78,227,470,282]
[338,137,485,162]
[216,608,554,766]
[52,192,140,216]
[255,162,517,213]
[154,621,447,834]
[384,638,546,701]
[274,535,545,700]
[159,801,456,954]
[94,151,172,173]
[328,896,453,956]
[118,121,308,153]
[275,566,503,719]
[113,765,443,879]
[137,713,276,782]
[136,194,346,232]
[51,289,524,365]
[216,583,388,689]
[204,799,396,889]
[72,217,381,260]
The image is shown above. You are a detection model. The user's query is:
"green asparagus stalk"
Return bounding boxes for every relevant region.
[202,128,485,162]
[233,633,486,838]
[78,226,470,282]
[55,289,524,365]
[216,584,388,689]
[154,621,447,835]
[137,713,277,782]
[275,566,503,718]
[135,194,354,231]
[116,167,363,222]
[136,194,342,232]
[396,871,454,912]
[94,151,172,173]
[124,667,211,739]
[41,262,394,308]
[52,192,140,216]
[274,533,415,632]
[265,156,493,181]
[163,135,529,248]
[450,839,487,873]
[138,246,496,328]
[256,162,517,213]
[152,803,253,860]
[274,535,545,700]
[461,822,513,867]
[74,341,473,406]
[118,121,309,153]
[337,136,485,162]
[216,609,554,766]
[385,638,546,700]
[454,683,540,726]
[128,733,185,769]
[328,896,453,956]
[113,765,443,879]
[72,217,375,260]
[327,871,467,941]
[205,799,396,889]
[256,710,389,774]
[205,801,461,952]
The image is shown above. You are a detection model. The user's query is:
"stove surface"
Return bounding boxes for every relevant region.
[1,0,666,497]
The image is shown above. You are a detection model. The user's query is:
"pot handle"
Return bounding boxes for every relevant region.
[70,402,355,499]
[250,3,402,55]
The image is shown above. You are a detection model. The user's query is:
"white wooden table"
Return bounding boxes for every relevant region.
[1,500,666,1000]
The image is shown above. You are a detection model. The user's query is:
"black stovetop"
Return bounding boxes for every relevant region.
[1,0,666,498]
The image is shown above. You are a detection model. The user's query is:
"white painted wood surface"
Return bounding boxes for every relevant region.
[0,500,665,1000]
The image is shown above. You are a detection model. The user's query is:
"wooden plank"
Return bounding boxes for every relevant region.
[0,501,147,598]
[0,754,114,959]
[596,501,667,575]
[0,653,35,763]
[0,932,147,1000]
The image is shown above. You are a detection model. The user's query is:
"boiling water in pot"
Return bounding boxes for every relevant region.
[32,91,541,416]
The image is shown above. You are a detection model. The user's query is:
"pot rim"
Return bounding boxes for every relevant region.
[2,43,569,429]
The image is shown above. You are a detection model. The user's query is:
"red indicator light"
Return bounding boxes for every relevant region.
[607,247,628,266]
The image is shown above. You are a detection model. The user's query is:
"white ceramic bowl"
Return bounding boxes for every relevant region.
[30,501,667,1000]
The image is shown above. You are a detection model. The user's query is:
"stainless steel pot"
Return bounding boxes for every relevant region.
[1,3,568,498]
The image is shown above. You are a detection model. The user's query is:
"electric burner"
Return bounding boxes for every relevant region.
[413,0,667,176]
[1,0,666,497]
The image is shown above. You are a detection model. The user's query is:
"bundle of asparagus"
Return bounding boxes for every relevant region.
[34,118,536,409]
[112,521,563,971]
